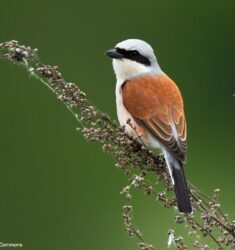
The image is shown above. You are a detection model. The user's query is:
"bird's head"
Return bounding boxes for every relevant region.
[105,39,162,83]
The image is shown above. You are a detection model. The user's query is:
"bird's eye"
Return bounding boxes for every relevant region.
[116,48,124,54]
[130,50,139,56]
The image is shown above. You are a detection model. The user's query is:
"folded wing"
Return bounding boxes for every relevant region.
[122,74,187,162]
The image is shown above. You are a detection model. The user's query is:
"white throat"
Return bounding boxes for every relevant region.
[112,58,163,86]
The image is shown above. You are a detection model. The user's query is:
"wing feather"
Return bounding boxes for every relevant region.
[122,75,187,162]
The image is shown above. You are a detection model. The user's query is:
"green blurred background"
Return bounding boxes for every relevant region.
[0,1,235,249]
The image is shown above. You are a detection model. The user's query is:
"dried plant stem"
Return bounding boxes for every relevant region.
[1,40,235,250]
[190,216,224,249]
[190,183,230,225]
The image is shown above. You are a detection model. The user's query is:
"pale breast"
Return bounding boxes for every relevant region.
[116,83,135,134]
[115,83,149,144]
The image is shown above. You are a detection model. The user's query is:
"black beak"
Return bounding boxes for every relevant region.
[105,48,123,59]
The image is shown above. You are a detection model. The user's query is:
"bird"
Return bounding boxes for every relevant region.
[105,39,192,213]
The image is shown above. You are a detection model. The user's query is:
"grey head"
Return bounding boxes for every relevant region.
[105,39,162,82]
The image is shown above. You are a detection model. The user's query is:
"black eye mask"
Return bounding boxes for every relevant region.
[115,47,151,67]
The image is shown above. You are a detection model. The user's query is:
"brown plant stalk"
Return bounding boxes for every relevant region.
[0,40,235,250]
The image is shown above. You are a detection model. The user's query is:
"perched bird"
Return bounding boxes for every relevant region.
[105,39,192,213]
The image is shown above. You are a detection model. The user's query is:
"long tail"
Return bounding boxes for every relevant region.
[165,155,192,213]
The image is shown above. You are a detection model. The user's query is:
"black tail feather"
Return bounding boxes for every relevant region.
[171,161,192,213]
